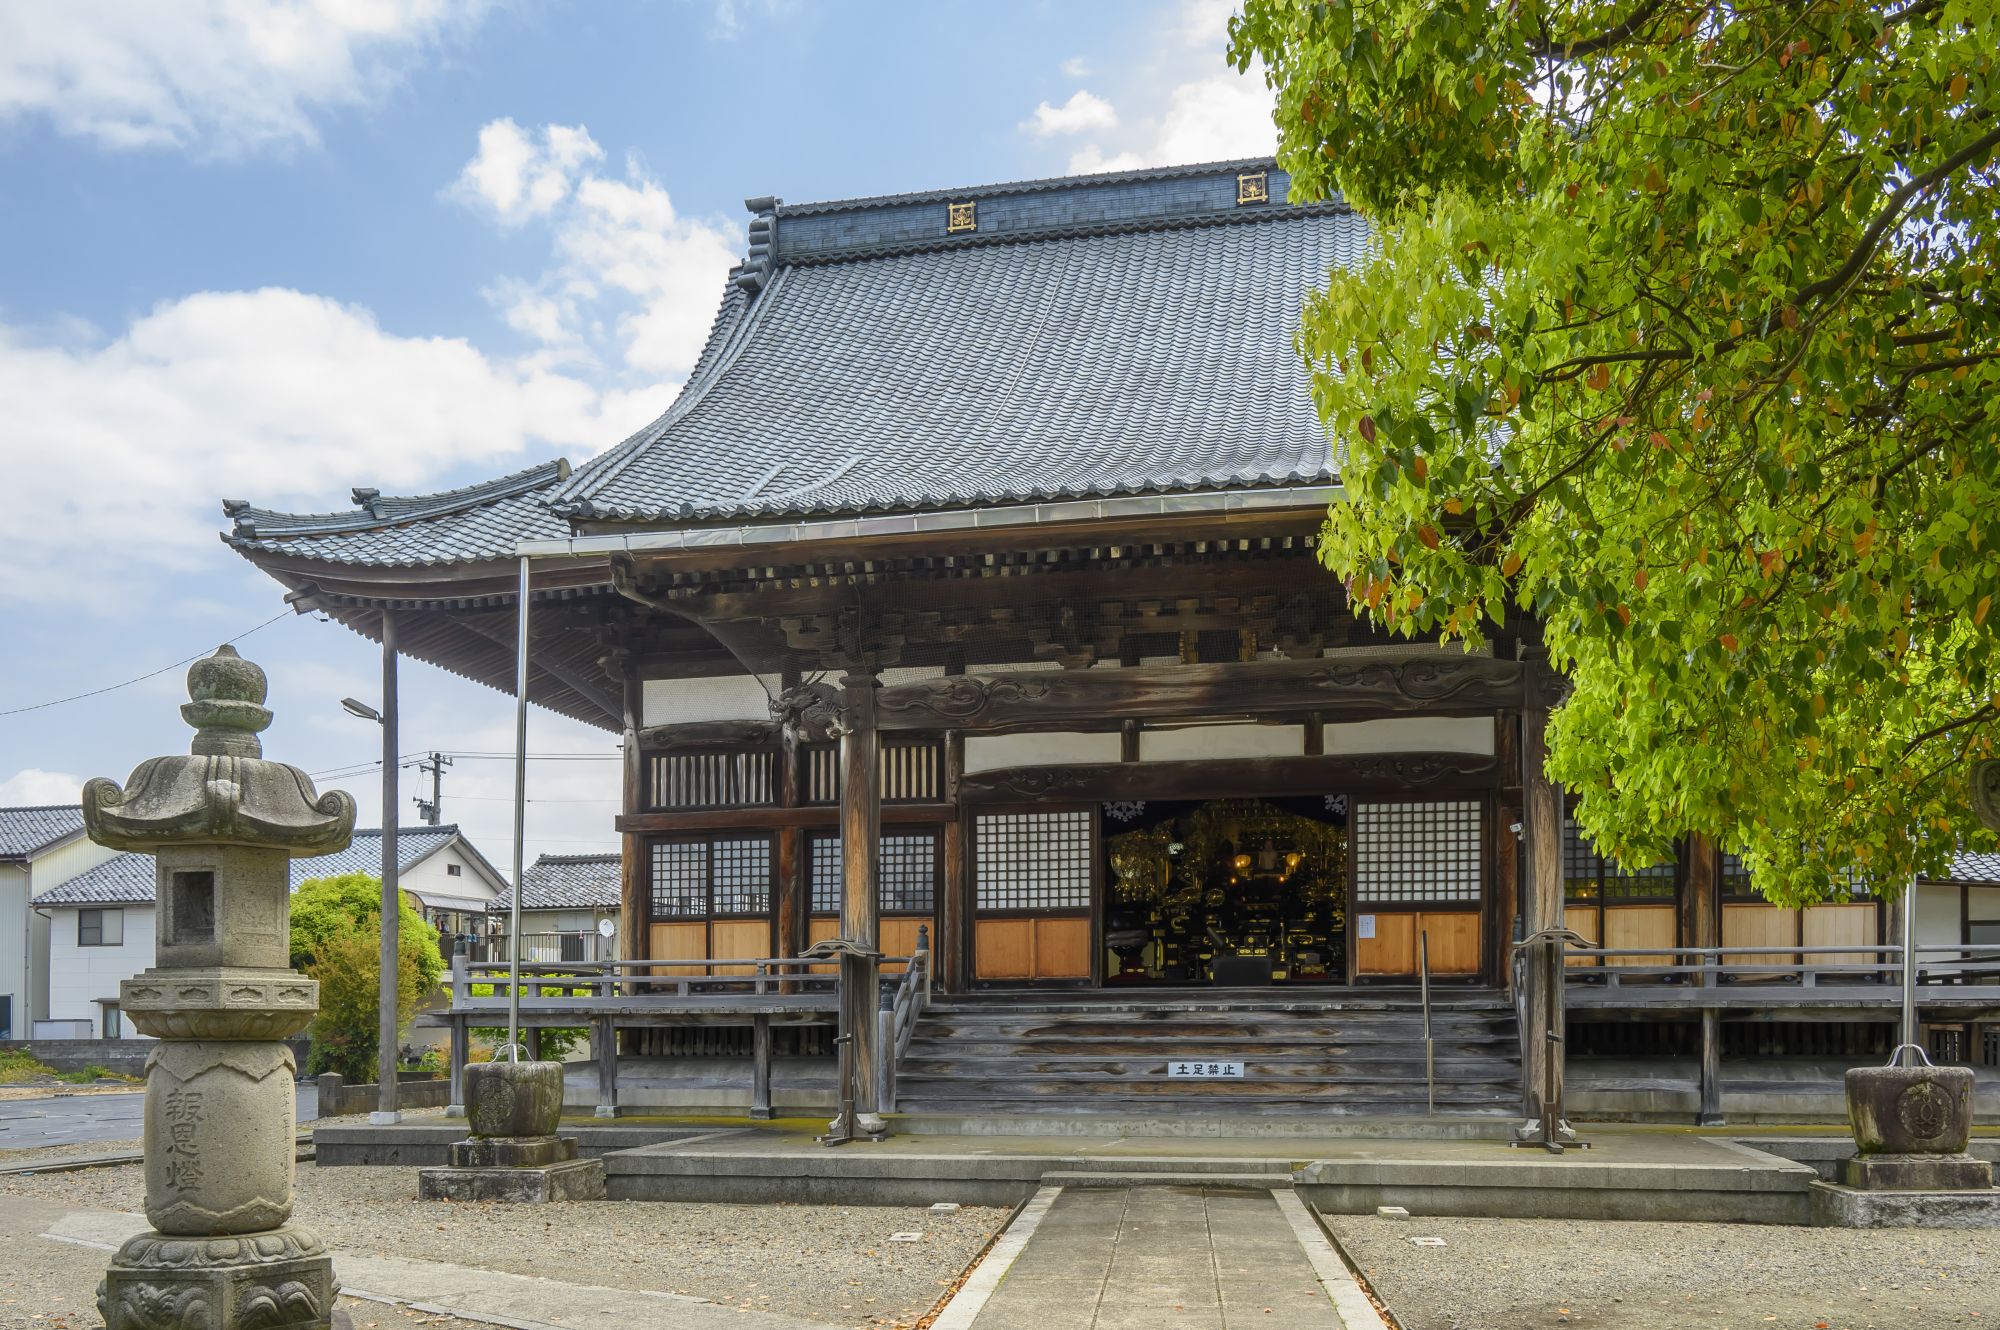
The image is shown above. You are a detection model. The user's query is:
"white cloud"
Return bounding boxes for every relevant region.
[0,289,671,607]
[0,769,83,805]
[1031,0,1275,176]
[451,120,604,224]
[1062,56,1091,78]
[1020,89,1118,138]
[454,122,743,381]
[0,0,489,155]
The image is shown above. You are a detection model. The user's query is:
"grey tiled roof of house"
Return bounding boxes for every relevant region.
[496,853,621,911]
[222,158,1355,567]
[0,805,85,859]
[1946,850,2000,883]
[36,825,470,906]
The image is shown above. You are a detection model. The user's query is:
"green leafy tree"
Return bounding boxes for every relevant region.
[1231,0,2000,902]
[290,872,444,1080]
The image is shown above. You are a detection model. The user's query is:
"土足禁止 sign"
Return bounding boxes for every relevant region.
[1167,1060,1245,1079]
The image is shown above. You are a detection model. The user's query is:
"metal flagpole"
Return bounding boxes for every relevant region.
[507,555,531,1061]
[1900,875,1918,1061]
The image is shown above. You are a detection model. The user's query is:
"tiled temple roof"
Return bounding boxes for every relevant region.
[223,159,1354,567]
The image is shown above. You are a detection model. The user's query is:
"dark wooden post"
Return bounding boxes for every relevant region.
[594,1014,620,1118]
[750,1013,773,1120]
[839,669,885,1132]
[940,729,968,994]
[1303,713,1325,756]
[1519,660,1568,1134]
[776,663,806,965]
[1492,708,1522,987]
[1684,833,1724,1125]
[1120,719,1141,762]
[619,670,647,1055]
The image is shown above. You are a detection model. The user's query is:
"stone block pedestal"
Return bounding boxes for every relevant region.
[99,1226,338,1330]
[417,1154,606,1203]
[1843,1152,1994,1191]
[417,1061,604,1202]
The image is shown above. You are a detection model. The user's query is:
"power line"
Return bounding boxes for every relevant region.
[0,610,292,718]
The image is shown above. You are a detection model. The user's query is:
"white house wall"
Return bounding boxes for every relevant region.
[45,904,156,1039]
[2,836,122,1031]
[0,865,25,1037]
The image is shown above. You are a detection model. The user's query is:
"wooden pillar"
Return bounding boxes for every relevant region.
[1682,833,1720,953]
[839,668,884,1131]
[1520,662,1566,1130]
[776,665,806,963]
[1303,713,1325,757]
[1493,709,1522,988]
[594,1015,621,1118]
[618,670,647,1055]
[750,1014,773,1120]
[940,729,969,994]
[1120,719,1141,762]
[1698,1006,1724,1127]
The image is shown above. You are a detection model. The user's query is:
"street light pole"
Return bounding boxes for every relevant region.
[375,612,401,1124]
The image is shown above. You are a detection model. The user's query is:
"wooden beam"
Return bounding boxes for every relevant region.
[959,751,1498,805]
[615,804,953,834]
[875,655,1523,735]
[638,719,780,749]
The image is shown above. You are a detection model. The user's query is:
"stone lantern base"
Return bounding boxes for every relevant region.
[98,1226,337,1330]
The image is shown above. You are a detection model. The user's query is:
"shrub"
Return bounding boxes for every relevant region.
[291,872,445,1082]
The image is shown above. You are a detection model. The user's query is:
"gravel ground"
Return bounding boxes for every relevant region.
[1330,1214,1998,1330]
[2,1159,1005,1330]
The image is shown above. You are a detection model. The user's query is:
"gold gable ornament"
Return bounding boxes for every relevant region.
[946,200,977,233]
[1237,171,1270,205]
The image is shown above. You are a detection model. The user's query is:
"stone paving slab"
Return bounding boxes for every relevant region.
[936,1185,1382,1329]
[42,1210,841,1330]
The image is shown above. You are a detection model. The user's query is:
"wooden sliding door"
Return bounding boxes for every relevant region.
[972,807,1095,983]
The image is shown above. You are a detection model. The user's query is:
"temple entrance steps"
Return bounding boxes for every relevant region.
[894,989,1522,1116]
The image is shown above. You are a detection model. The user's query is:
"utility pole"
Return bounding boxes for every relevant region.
[414,751,452,825]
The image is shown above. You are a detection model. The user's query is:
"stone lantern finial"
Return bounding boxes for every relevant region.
[181,644,272,758]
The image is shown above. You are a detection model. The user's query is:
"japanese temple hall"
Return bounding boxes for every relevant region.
[225,160,1997,1125]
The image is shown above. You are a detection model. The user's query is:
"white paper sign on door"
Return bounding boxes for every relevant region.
[1357,914,1376,939]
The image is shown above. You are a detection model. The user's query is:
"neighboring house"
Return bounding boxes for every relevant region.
[1918,850,2000,959]
[0,805,122,1039]
[488,853,622,963]
[33,825,508,1039]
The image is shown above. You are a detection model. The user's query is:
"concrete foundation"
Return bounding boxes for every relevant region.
[1809,1179,2000,1227]
[417,1156,606,1203]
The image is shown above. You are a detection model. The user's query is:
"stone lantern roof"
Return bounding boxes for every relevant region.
[82,645,355,856]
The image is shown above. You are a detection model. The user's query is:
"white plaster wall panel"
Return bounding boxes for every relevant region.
[1914,880,1963,947]
[965,732,1122,774]
[46,905,156,1038]
[1140,724,1305,762]
[966,661,1063,675]
[1324,717,1494,756]
[642,674,781,726]
[879,666,944,686]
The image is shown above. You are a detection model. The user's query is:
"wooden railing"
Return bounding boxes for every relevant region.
[879,926,932,1111]
[448,953,921,1009]
[1560,943,2000,992]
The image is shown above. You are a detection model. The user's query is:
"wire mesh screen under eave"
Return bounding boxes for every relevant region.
[974,809,1093,911]
[808,831,939,913]
[1352,800,1482,904]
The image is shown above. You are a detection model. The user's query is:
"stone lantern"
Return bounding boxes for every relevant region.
[83,646,356,1330]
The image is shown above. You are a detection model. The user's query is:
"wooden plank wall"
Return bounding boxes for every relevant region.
[974,917,1091,980]
[1353,911,1480,976]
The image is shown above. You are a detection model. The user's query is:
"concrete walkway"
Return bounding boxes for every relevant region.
[935,1185,1384,1330]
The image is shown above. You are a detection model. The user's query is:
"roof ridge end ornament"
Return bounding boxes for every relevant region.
[733,195,782,295]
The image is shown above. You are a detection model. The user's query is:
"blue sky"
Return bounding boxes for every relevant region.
[0,0,1273,863]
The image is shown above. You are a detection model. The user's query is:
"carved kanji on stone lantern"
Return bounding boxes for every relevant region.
[83,645,355,1330]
